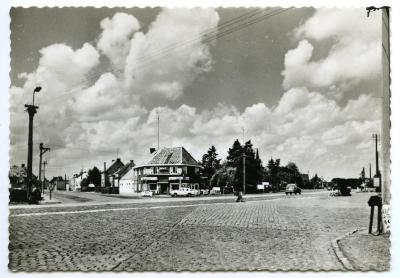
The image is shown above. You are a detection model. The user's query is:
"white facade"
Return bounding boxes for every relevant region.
[118,168,136,195]
[71,173,87,191]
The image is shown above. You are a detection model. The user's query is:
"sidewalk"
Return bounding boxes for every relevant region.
[40,193,62,205]
[337,229,390,271]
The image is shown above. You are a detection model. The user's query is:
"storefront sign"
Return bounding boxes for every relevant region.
[141,177,158,181]
[169,177,189,181]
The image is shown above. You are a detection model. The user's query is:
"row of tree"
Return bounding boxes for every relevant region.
[200,140,324,192]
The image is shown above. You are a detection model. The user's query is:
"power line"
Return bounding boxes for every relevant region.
[38,8,292,105]
[32,8,264,90]
[37,9,269,104]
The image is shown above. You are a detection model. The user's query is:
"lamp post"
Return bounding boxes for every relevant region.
[25,86,41,201]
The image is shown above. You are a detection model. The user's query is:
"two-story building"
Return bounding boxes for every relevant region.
[115,160,135,195]
[101,158,125,188]
[133,147,203,195]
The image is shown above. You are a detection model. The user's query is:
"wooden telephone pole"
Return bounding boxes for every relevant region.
[38,143,50,194]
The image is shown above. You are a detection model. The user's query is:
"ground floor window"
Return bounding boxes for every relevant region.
[170,183,179,190]
[149,183,157,191]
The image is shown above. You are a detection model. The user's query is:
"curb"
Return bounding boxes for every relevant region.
[331,229,360,270]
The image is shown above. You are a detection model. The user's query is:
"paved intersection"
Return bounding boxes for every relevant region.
[9,192,379,271]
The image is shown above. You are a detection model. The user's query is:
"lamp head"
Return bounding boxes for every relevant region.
[34,86,42,93]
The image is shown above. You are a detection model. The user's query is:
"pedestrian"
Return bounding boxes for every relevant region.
[236,191,243,202]
[30,187,41,204]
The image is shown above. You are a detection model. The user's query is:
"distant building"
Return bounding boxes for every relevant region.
[133,147,203,195]
[71,172,87,191]
[101,158,124,188]
[50,176,68,191]
[115,160,135,195]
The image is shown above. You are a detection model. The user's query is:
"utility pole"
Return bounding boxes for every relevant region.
[369,163,372,185]
[372,133,381,190]
[65,174,67,191]
[43,160,47,191]
[242,127,246,195]
[38,142,50,194]
[367,6,391,234]
[25,86,41,200]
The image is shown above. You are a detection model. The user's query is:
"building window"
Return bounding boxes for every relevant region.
[170,183,180,190]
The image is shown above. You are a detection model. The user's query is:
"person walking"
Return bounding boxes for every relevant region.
[236,191,244,202]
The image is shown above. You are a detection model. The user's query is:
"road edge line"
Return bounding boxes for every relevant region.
[331,228,361,270]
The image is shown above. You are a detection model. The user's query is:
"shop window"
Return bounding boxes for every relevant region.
[171,183,179,190]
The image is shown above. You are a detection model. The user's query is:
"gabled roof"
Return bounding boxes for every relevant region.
[115,160,135,179]
[105,158,124,175]
[139,147,199,167]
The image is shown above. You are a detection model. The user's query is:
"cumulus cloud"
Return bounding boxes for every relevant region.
[97,13,141,68]
[9,8,381,180]
[9,8,220,175]
[123,8,219,100]
[84,87,377,178]
[282,8,381,90]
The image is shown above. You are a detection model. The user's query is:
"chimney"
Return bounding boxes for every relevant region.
[150,148,156,154]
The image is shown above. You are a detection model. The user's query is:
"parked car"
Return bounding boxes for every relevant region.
[285,184,301,195]
[200,189,209,195]
[142,190,153,197]
[170,187,197,197]
[210,187,221,195]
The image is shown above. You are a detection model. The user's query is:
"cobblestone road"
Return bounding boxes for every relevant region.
[9,192,381,271]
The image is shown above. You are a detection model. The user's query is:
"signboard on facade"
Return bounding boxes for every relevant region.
[169,177,189,181]
[141,177,158,181]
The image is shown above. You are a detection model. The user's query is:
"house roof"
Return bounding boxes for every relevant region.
[105,158,124,175]
[115,160,135,179]
[136,147,200,168]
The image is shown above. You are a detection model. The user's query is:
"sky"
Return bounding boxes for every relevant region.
[9,7,383,180]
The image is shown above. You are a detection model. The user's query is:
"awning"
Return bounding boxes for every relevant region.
[168,177,189,181]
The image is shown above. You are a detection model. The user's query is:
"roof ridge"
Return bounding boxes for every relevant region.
[180,146,183,164]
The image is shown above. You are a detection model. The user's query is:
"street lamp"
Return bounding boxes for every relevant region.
[33,86,41,105]
[25,86,41,201]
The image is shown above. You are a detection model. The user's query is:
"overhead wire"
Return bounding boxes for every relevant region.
[38,7,293,105]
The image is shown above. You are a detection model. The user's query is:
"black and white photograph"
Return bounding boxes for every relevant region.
[2,0,397,274]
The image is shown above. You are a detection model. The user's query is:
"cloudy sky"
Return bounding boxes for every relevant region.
[9,7,382,179]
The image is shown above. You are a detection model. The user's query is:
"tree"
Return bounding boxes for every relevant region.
[210,163,236,190]
[201,146,221,187]
[310,174,322,189]
[85,166,102,188]
[266,158,280,190]
[226,139,264,193]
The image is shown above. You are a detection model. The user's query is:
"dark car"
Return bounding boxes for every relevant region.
[285,184,301,195]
